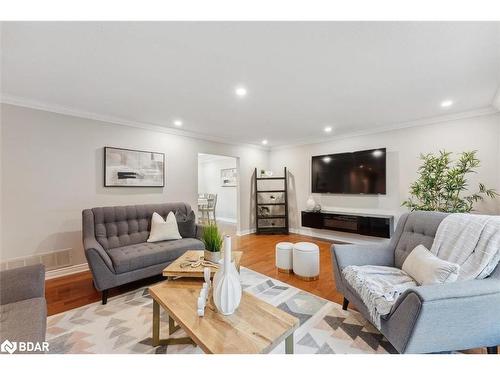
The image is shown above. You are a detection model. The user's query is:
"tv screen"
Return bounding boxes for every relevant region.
[311,148,386,194]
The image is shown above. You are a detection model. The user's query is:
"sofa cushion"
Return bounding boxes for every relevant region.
[147,212,182,242]
[0,298,47,350]
[106,238,205,273]
[92,203,193,250]
[394,211,449,268]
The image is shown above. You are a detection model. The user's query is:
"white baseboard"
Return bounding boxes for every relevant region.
[45,263,89,280]
[236,228,256,236]
[217,217,238,224]
[289,227,389,245]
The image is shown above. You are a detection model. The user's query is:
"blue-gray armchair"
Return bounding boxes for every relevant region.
[332,211,500,354]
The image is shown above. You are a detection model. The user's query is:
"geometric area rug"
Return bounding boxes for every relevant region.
[46,267,397,354]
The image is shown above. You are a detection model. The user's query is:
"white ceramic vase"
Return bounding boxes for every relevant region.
[213,236,242,315]
[306,196,316,211]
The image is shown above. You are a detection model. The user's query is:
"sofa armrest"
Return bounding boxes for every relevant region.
[405,278,500,302]
[83,237,114,272]
[0,264,45,305]
[332,243,394,269]
[385,278,500,353]
[195,224,205,241]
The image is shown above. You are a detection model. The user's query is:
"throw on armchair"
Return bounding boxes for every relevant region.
[332,211,500,354]
[83,203,205,304]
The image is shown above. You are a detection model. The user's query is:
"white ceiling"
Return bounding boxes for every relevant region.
[1,22,500,147]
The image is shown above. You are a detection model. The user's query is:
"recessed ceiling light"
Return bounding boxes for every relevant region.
[173,120,183,127]
[440,100,453,108]
[324,126,333,133]
[261,139,268,145]
[235,86,248,97]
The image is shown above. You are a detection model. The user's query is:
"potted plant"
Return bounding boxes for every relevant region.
[403,150,498,212]
[202,224,223,263]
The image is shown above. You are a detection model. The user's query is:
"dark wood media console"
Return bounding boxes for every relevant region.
[301,210,394,238]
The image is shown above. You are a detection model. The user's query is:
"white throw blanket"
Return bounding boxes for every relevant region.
[342,265,416,328]
[430,213,500,280]
[343,213,500,329]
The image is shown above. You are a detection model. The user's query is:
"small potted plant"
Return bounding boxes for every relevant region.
[202,224,223,263]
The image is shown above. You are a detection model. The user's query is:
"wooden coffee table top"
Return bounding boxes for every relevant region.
[148,280,299,354]
[163,250,242,278]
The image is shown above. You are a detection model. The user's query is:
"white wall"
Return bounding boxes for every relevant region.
[270,113,500,242]
[0,104,269,266]
[198,155,238,222]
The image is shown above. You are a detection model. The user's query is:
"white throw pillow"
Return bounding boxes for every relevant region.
[147,212,182,242]
[402,244,460,285]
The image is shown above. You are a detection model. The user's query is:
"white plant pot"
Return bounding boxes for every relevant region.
[213,236,242,315]
[204,250,221,263]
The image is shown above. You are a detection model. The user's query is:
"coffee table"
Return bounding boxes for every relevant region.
[163,250,242,279]
[148,280,299,354]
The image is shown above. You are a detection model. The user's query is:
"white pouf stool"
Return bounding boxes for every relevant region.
[293,242,320,281]
[275,242,294,273]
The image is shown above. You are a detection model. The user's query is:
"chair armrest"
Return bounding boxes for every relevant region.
[405,278,500,302]
[332,243,394,269]
[386,278,500,353]
[83,237,114,272]
[195,224,205,241]
[0,264,45,305]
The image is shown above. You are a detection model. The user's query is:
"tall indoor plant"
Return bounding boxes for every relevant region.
[403,150,498,213]
[202,224,223,262]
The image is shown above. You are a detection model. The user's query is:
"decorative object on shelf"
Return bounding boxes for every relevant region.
[104,146,164,187]
[213,236,242,315]
[221,168,237,187]
[254,167,289,234]
[403,150,498,213]
[313,203,322,212]
[260,169,266,178]
[202,224,223,263]
[306,196,316,211]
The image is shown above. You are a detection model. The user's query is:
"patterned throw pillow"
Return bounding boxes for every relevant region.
[175,210,197,238]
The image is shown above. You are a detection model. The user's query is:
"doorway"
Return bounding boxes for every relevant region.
[197,153,239,236]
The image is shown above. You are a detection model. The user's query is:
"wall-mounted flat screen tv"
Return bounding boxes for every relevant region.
[311,148,386,194]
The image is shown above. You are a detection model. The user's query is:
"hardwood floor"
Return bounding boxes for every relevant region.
[45,233,342,316]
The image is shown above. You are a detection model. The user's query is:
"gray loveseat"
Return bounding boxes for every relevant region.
[332,211,500,354]
[83,203,205,304]
[0,264,47,354]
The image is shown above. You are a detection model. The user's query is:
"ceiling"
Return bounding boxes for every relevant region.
[1,22,500,147]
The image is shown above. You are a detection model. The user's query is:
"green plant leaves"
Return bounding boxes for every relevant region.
[202,224,223,252]
[402,150,498,213]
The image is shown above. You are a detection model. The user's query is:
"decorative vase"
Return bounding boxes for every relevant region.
[306,196,316,211]
[204,250,221,263]
[213,236,242,315]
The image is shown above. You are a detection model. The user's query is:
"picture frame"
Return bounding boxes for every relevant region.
[220,168,237,187]
[104,146,165,187]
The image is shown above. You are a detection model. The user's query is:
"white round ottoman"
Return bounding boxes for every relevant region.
[293,242,320,281]
[275,242,294,273]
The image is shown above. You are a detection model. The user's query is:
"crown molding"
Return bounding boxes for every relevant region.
[0,94,270,151]
[2,94,498,152]
[270,106,500,151]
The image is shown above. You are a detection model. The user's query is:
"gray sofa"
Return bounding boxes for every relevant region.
[83,203,205,304]
[0,264,47,354]
[332,211,500,354]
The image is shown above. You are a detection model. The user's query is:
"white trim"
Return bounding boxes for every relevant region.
[2,94,498,151]
[492,86,500,111]
[217,217,238,224]
[45,263,89,280]
[0,94,269,151]
[270,106,499,150]
[289,227,389,245]
[236,228,256,236]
